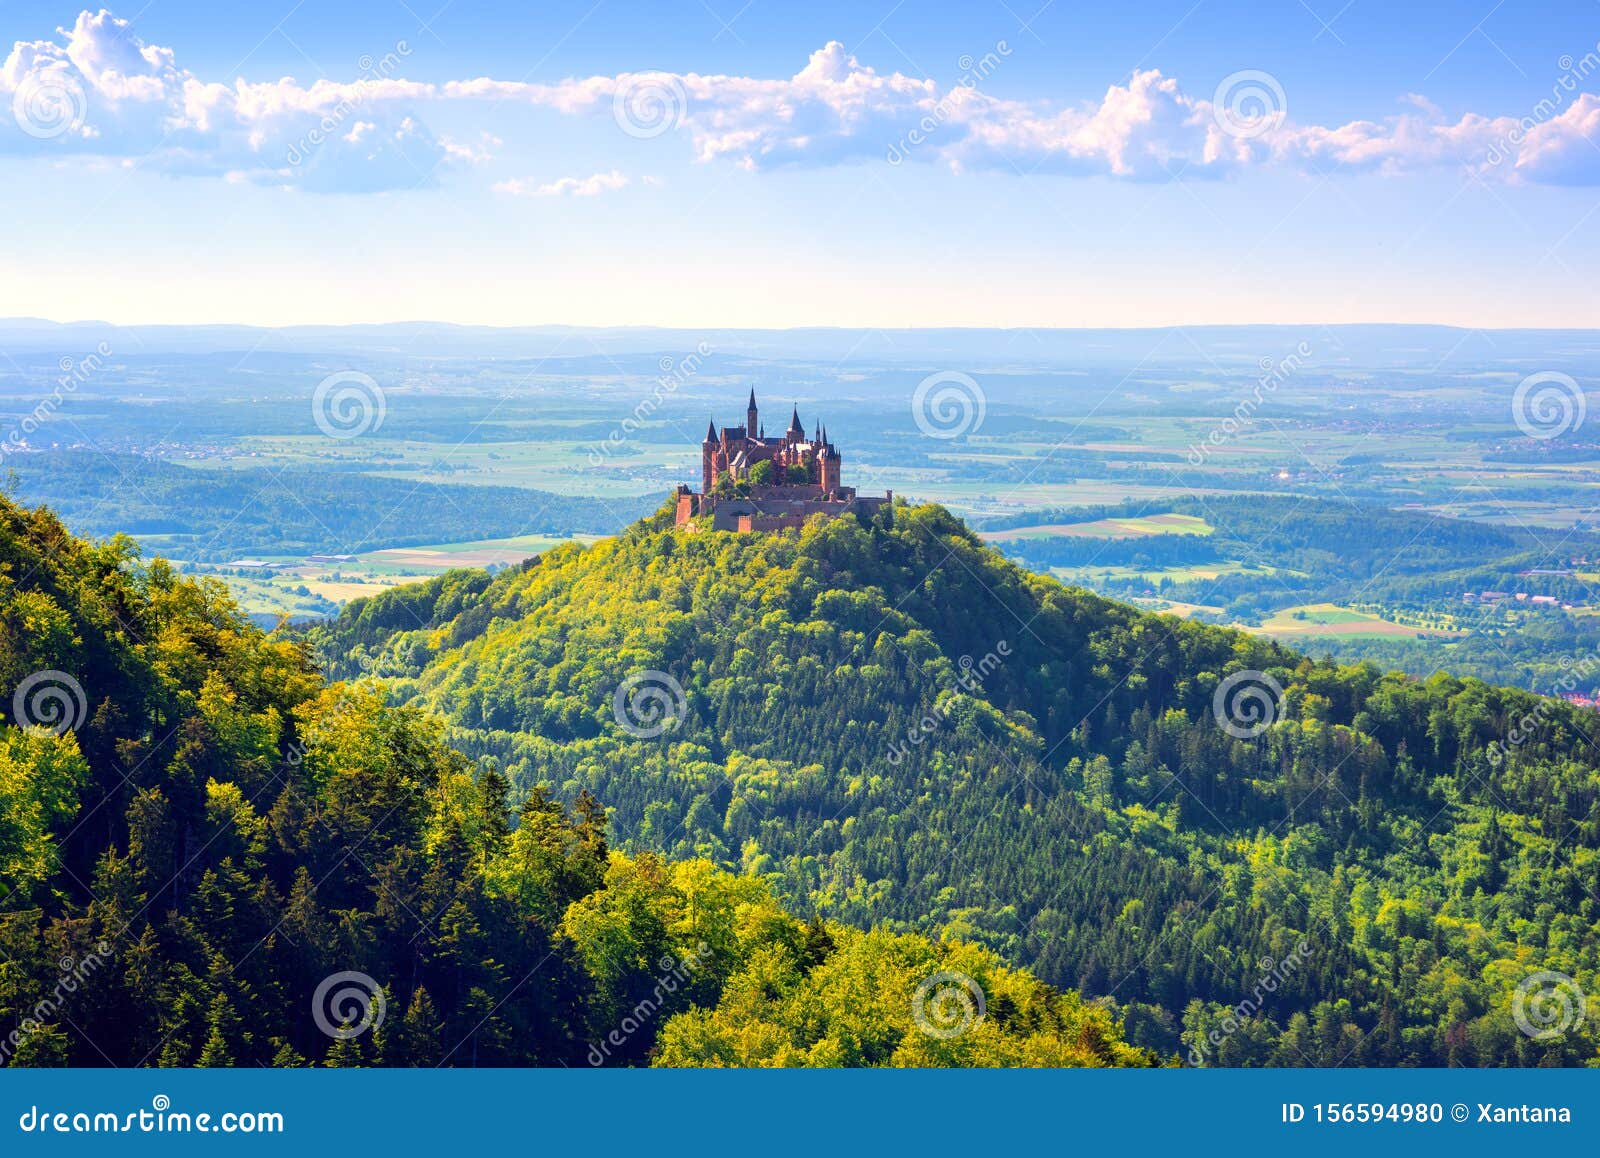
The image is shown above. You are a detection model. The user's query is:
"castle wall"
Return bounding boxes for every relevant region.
[686,495,889,532]
[748,483,825,500]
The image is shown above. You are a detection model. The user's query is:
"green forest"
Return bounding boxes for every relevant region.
[0,493,1152,1067]
[313,498,1600,1067]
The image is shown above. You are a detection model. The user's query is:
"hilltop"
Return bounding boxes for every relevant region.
[315,498,1600,1066]
[0,494,1151,1067]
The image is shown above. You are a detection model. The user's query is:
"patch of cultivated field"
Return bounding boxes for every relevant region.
[1130,598,1227,618]
[301,576,419,602]
[1249,603,1466,640]
[214,575,333,618]
[1050,560,1294,585]
[361,532,601,571]
[985,512,1213,541]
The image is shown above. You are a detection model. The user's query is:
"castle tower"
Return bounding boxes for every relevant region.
[702,418,718,491]
[747,389,759,437]
[787,405,804,443]
[820,434,841,493]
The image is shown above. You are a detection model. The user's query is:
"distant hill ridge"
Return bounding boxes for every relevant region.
[7,317,1600,366]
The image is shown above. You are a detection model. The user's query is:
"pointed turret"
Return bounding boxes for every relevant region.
[787,405,804,440]
[704,418,717,444]
[747,389,759,436]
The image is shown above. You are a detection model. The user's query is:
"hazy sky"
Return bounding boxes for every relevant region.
[3,0,1600,328]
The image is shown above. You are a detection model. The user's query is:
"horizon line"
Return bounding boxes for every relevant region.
[8,316,1600,335]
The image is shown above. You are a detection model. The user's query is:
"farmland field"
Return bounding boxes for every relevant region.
[1248,603,1469,640]
[984,513,1213,540]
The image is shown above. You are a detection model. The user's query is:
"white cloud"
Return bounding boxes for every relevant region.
[0,9,452,191]
[494,169,631,197]
[469,40,1600,185]
[4,10,1599,191]
[1267,94,1600,185]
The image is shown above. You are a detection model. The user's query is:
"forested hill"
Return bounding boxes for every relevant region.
[315,499,1600,1067]
[0,495,1154,1068]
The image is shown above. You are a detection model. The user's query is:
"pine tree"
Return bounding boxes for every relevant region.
[197,992,242,1066]
[322,1028,366,1067]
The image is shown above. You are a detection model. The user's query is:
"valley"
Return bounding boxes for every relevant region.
[6,324,1599,692]
[3,323,1599,1069]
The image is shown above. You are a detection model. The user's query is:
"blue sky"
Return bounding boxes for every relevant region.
[3,1,1599,328]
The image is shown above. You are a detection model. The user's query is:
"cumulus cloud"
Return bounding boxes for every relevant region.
[0,8,451,191]
[4,9,1600,191]
[494,169,632,197]
[1269,96,1600,185]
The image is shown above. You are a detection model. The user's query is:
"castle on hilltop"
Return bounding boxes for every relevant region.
[674,390,891,531]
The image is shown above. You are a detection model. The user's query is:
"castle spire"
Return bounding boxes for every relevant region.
[704,418,717,443]
[788,404,804,439]
[747,389,759,435]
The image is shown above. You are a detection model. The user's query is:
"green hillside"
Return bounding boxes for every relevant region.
[314,499,1600,1066]
[0,495,1150,1068]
